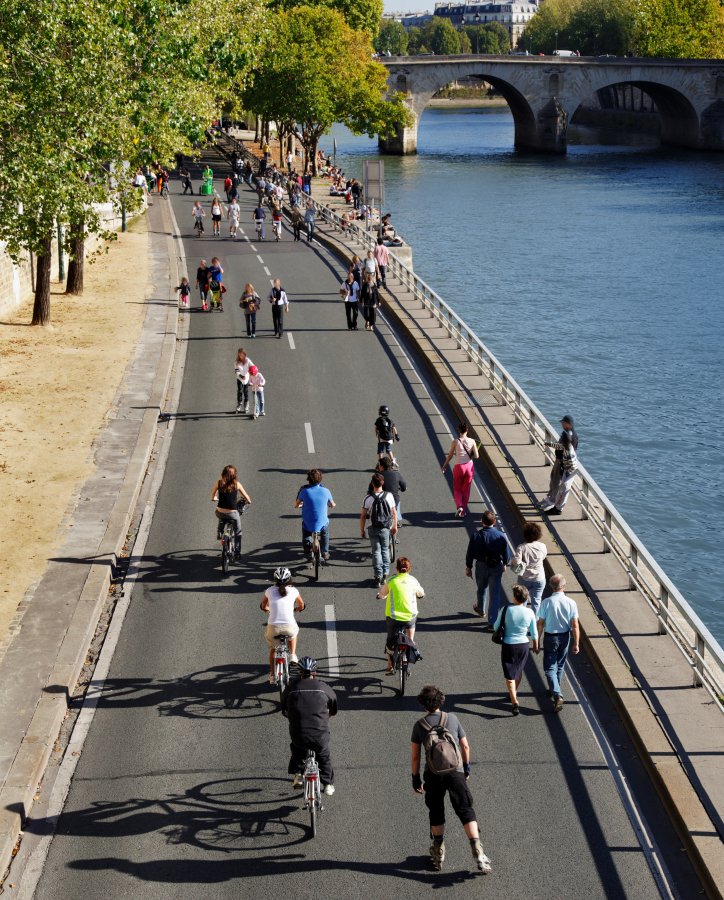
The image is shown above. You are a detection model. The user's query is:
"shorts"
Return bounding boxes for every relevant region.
[385,616,416,652]
[424,771,477,828]
[377,440,393,455]
[501,642,530,680]
[264,623,299,647]
[212,214,222,222]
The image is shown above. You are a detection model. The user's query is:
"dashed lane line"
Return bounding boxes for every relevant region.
[263,266,271,277]
[304,422,315,454]
[287,333,295,350]
[256,254,264,265]
[325,605,340,679]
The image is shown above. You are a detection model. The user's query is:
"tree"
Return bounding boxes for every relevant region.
[406,27,429,55]
[374,20,409,55]
[635,0,724,57]
[244,6,410,174]
[271,0,383,35]
[420,18,463,55]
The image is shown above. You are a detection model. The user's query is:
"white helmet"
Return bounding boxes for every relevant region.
[273,566,292,585]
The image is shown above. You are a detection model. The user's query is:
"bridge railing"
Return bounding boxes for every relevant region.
[304,191,724,709]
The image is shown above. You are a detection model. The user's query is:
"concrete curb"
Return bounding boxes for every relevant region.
[311,223,723,899]
[0,200,183,880]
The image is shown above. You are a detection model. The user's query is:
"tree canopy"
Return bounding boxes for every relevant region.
[374,20,409,55]
[271,0,383,35]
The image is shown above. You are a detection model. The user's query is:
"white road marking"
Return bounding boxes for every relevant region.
[287,332,295,350]
[250,244,257,252]
[263,266,270,277]
[256,254,264,264]
[304,422,315,454]
[325,605,340,679]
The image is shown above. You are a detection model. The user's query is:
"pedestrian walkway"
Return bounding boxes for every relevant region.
[18,150,705,899]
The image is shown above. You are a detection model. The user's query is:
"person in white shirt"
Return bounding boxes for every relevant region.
[268,278,289,338]
[339,272,360,330]
[227,198,241,238]
[363,250,380,283]
[373,238,389,288]
[360,472,398,587]
[249,364,266,418]
[261,567,305,684]
[510,522,548,615]
[441,422,479,518]
[536,574,580,712]
[234,347,253,414]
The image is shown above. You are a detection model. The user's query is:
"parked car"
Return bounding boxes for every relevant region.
[553,49,578,57]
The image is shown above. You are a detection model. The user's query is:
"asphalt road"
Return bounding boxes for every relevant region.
[31,153,669,899]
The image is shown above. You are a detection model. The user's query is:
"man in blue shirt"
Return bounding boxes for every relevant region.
[465,510,511,630]
[295,469,336,564]
[536,574,580,712]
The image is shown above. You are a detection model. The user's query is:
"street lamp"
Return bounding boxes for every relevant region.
[474,12,480,53]
[555,30,558,53]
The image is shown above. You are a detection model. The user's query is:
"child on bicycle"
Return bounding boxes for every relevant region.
[192,201,205,235]
[176,277,191,307]
[249,364,266,418]
[375,405,400,466]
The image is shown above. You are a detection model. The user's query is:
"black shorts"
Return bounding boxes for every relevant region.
[212,214,222,222]
[423,771,476,828]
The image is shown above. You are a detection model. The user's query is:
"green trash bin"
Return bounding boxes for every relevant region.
[200,167,214,196]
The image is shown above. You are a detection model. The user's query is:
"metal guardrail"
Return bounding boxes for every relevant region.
[217,133,724,706]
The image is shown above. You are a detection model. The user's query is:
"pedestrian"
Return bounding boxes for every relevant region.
[536,574,579,712]
[286,150,294,174]
[223,174,233,202]
[465,510,511,629]
[373,455,406,524]
[540,415,579,515]
[411,685,492,873]
[377,557,424,674]
[195,258,209,310]
[493,584,538,715]
[374,404,399,465]
[350,254,362,285]
[291,206,303,241]
[510,522,548,616]
[227,197,241,238]
[360,472,398,587]
[304,201,316,241]
[249,364,266,418]
[339,271,359,330]
[207,256,225,311]
[374,237,389,288]
[175,276,191,307]
[268,278,289,338]
[156,167,165,195]
[210,194,225,237]
[359,273,380,331]
[282,656,338,795]
[441,422,479,518]
[543,431,579,516]
[363,250,380,284]
[180,167,194,194]
[234,347,253,414]
[239,283,261,338]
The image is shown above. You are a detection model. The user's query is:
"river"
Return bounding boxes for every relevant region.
[320,107,724,643]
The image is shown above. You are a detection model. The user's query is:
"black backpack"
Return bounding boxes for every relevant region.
[369,493,393,529]
[377,416,394,441]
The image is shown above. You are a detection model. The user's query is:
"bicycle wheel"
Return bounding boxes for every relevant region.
[313,545,320,581]
[389,532,397,564]
[399,658,407,697]
[278,660,288,706]
[309,795,317,838]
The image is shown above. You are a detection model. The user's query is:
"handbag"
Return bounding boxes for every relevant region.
[511,559,526,576]
[491,605,508,645]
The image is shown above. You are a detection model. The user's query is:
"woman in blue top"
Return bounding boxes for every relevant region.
[493,585,539,716]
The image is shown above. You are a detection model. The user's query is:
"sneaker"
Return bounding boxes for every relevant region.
[260,411,265,416]
[539,501,554,511]
[268,673,275,684]
[323,783,335,796]
[235,405,242,413]
[471,841,491,874]
[430,840,445,871]
[292,774,303,789]
[554,695,564,712]
[456,507,464,517]
[322,552,330,562]
[244,404,249,414]
[290,654,298,664]
[472,605,485,618]
[547,507,562,516]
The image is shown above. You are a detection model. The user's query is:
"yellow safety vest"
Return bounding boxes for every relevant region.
[386,573,421,621]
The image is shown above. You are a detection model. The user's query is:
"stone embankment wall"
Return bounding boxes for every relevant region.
[0,199,142,319]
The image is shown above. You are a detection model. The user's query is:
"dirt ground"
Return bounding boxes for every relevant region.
[0,214,149,648]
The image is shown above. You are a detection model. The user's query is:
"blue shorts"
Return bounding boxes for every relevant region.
[377,440,393,455]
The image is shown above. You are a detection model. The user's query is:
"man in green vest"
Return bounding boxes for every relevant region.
[377,556,425,675]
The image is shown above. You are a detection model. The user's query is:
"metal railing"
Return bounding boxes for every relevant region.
[213,132,724,705]
[305,188,724,708]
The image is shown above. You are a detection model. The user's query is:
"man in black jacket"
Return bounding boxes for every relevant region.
[281,657,338,794]
[376,456,407,524]
[541,415,579,513]
[465,510,511,629]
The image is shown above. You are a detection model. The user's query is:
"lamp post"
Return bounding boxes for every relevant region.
[555,30,558,53]
[474,12,480,53]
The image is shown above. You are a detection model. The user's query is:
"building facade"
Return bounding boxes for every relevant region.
[433,1,539,47]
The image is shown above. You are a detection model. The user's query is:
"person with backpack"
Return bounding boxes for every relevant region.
[374,405,399,466]
[377,557,424,674]
[410,685,491,874]
[360,472,398,587]
[372,455,406,524]
[206,256,225,311]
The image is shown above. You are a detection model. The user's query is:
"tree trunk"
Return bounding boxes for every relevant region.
[254,114,260,142]
[65,217,85,295]
[31,233,53,326]
[311,138,319,176]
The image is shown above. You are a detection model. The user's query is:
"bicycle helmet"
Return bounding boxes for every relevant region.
[297,656,318,674]
[273,566,292,584]
[378,405,389,416]
[249,365,258,376]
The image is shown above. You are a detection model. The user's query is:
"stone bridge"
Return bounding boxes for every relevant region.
[380,55,724,153]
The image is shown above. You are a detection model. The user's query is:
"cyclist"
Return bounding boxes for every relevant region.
[192,201,205,236]
[253,202,266,240]
[271,205,283,241]
[261,567,305,683]
[281,656,338,795]
[295,469,335,565]
[377,557,424,675]
[374,405,399,466]
[210,465,252,559]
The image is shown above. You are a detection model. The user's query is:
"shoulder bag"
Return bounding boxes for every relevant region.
[491,604,508,645]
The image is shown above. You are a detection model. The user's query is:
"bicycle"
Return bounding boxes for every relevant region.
[388,528,397,565]
[194,217,205,237]
[302,749,323,837]
[391,627,411,697]
[255,219,264,241]
[273,634,291,705]
[307,531,324,581]
[160,180,169,198]
[272,218,282,241]
[217,501,246,576]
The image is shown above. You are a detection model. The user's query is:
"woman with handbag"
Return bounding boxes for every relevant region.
[441,423,479,518]
[509,522,548,615]
[492,585,538,716]
[239,283,261,339]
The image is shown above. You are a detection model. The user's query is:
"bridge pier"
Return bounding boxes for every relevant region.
[378,119,419,155]
[516,97,568,154]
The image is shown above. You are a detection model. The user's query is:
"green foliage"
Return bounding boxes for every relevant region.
[374,20,409,55]
[406,27,429,54]
[271,0,383,35]
[420,18,463,55]
[636,0,724,57]
[464,22,510,53]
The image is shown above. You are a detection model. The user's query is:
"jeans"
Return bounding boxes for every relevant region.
[474,560,504,624]
[543,631,571,698]
[303,525,329,556]
[519,577,545,616]
[244,311,256,337]
[368,525,390,580]
[377,265,386,286]
[306,220,315,241]
[345,301,358,329]
[553,469,578,511]
[236,381,249,408]
[215,510,242,550]
[362,304,376,327]
[272,305,284,336]
[253,389,265,416]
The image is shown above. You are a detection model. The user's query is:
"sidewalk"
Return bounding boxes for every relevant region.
[308,208,724,897]
[0,198,183,877]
